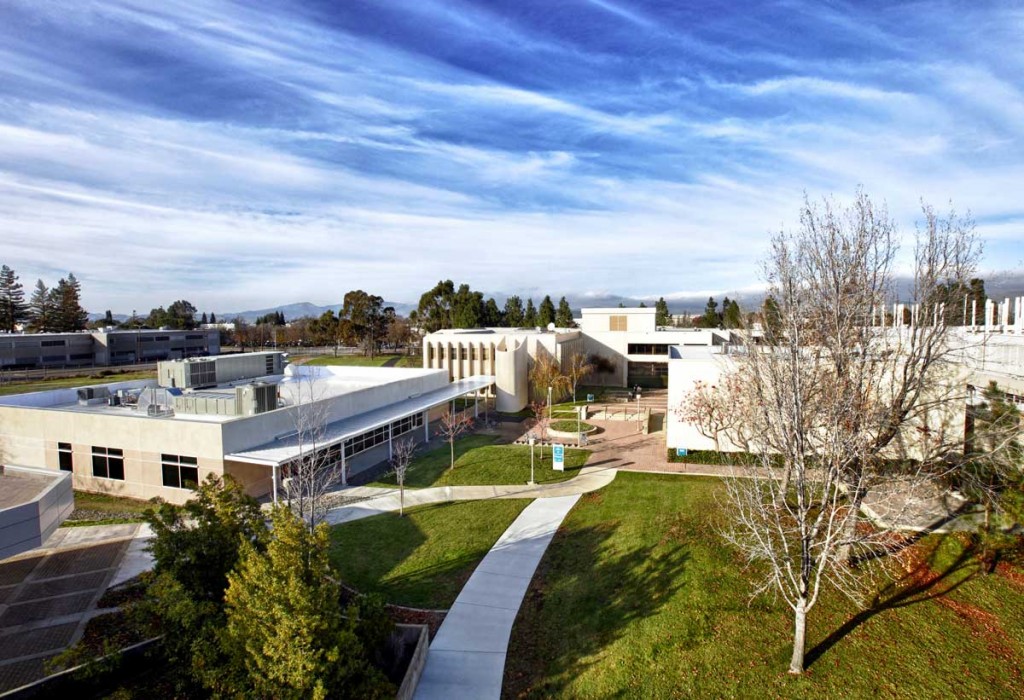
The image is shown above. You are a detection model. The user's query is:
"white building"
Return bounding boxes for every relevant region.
[0,352,493,504]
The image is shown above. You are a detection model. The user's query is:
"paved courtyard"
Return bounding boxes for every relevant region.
[0,525,140,693]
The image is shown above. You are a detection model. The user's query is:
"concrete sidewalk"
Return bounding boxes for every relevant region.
[413,494,580,700]
[323,463,618,526]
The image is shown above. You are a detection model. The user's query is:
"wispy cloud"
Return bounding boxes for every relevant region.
[0,0,1021,312]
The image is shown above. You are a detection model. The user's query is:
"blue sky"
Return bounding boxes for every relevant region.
[1,0,1022,313]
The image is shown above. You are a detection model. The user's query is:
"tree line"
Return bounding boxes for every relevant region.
[413,280,575,333]
[0,265,88,333]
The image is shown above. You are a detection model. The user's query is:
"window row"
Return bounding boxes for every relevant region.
[58,444,198,490]
[627,343,670,356]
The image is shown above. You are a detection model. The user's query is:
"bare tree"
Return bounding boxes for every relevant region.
[284,367,344,534]
[529,400,551,461]
[438,405,472,471]
[390,438,417,516]
[706,190,983,674]
[565,352,594,403]
[528,352,569,403]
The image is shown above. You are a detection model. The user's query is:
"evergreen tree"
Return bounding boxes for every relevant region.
[28,280,53,332]
[221,507,391,699]
[761,295,782,341]
[723,298,742,329]
[503,295,525,326]
[524,298,537,327]
[0,265,27,332]
[639,301,647,308]
[416,280,456,333]
[103,309,115,325]
[538,295,556,327]
[210,312,217,324]
[452,284,483,328]
[201,312,208,324]
[555,297,574,328]
[482,297,503,326]
[48,275,88,332]
[699,297,719,328]
[654,297,671,327]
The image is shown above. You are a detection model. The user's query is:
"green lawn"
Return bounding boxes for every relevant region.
[303,353,421,368]
[368,435,591,489]
[0,370,156,397]
[504,472,1024,699]
[328,499,530,609]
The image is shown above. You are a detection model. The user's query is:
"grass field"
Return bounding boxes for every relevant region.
[302,353,421,368]
[0,370,156,397]
[328,499,530,609]
[504,472,1024,699]
[368,434,590,489]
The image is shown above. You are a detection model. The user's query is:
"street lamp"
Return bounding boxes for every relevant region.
[527,432,536,485]
[636,388,641,432]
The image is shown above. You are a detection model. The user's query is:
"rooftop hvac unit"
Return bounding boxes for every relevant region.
[236,382,277,416]
[77,386,111,405]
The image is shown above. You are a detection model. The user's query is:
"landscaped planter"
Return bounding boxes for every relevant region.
[548,421,598,441]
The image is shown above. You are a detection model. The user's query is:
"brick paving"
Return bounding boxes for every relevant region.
[0,527,137,693]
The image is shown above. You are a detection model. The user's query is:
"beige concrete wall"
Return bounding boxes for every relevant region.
[0,405,226,504]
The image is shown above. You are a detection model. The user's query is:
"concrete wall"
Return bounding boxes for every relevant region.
[0,404,226,505]
[0,467,73,560]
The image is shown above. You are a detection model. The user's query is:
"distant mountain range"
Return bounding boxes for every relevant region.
[88,272,1024,324]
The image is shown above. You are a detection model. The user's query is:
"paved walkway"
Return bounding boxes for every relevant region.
[324,462,619,525]
[413,494,581,700]
[0,524,141,692]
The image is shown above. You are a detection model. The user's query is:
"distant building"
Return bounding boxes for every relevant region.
[0,329,220,369]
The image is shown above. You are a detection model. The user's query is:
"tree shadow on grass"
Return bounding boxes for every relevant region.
[805,533,980,669]
[503,521,689,698]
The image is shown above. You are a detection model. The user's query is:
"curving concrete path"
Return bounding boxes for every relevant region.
[412,494,581,700]
[322,462,619,526]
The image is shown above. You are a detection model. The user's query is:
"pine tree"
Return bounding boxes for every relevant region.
[654,297,671,327]
[221,507,390,698]
[503,296,524,326]
[0,265,27,332]
[210,312,217,324]
[28,279,54,332]
[51,274,88,331]
[482,297,503,326]
[555,297,574,328]
[700,297,719,328]
[723,299,742,329]
[538,295,556,327]
[524,298,537,327]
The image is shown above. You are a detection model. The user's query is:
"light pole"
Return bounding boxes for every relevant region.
[636,389,641,432]
[528,433,536,485]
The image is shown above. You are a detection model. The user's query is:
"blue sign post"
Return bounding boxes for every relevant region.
[553,444,565,471]
[676,448,688,458]
[586,393,595,403]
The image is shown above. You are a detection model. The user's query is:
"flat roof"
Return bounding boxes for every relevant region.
[226,375,495,466]
[0,470,59,510]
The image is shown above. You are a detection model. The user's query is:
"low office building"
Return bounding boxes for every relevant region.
[0,352,492,504]
[0,466,74,560]
[422,328,583,412]
[422,309,732,412]
[0,329,221,369]
[578,308,731,389]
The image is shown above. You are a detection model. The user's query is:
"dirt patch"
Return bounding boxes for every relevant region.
[995,561,1024,589]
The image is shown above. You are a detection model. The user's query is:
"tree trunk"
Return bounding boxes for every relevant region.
[400,484,404,516]
[789,598,808,674]
[450,440,455,470]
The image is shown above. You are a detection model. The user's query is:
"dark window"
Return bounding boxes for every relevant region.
[92,447,125,480]
[186,334,204,340]
[69,353,93,361]
[41,339,66,347]
[58,442,73,472]
[155,335,170,342]
[161,454,199,489]
[628,344,670,356]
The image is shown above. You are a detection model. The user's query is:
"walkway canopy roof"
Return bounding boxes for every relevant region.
[225,375,494,467]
